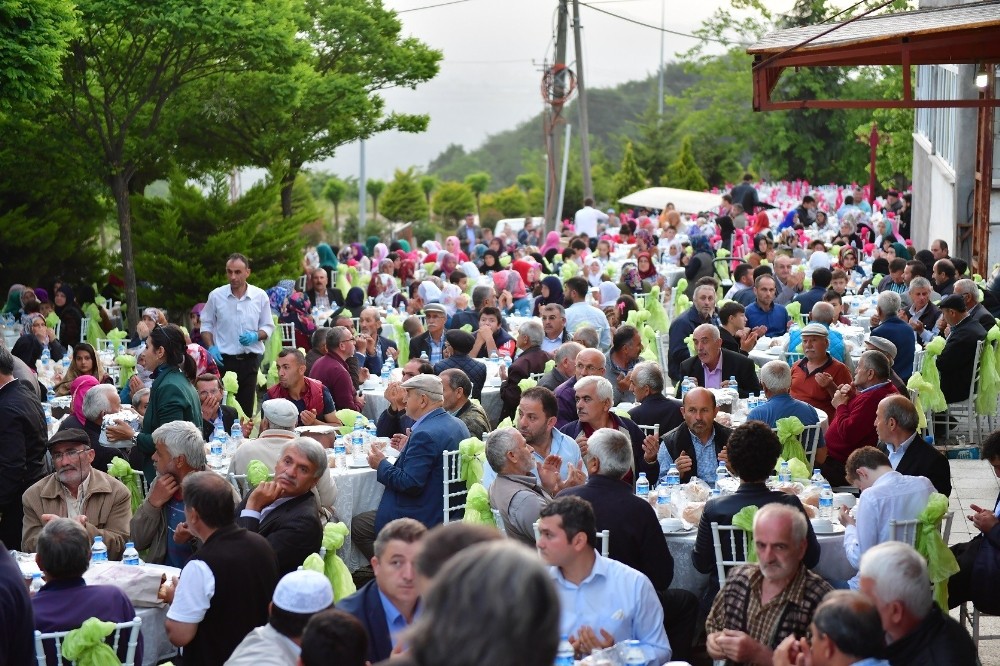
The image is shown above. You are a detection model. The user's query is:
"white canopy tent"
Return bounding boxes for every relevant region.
[618,187,721,216]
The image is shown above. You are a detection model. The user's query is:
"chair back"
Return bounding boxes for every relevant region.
[527,371,545,383]
[442,449,467,524]
[636,423,659,439]
[889,518,919,546]
[132,471,149,500]
[296,274,308,291]
[710,522,751,588]
[913,348,926,374]
[598,529,610,557]
[79,318,90,344]
[941,510,955,543]
[279,322,296,348]
[656,333,670,380]
[769,422,822,469]
[54,322,61,341]
[783,351,805,365]
[226,473,259,499]
[34,616,143,666]
[491,508,507,536]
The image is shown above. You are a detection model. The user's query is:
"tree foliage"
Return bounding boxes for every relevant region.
[663,136,709,191]
[482,185,528,218]
[366,179,386,221]
[464,172,491,221]
[613,141,648,199]
[131,173,305,313]
[323,177,347,230]
[381,168,428,222]
[0,0,78,112]
[432,182,475,225]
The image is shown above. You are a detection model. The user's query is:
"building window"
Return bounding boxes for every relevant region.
[915,64,959,169]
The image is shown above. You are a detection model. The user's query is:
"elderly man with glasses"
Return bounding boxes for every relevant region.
[554,348,607,428]
[310,326,365,412]
[21,429,132,559]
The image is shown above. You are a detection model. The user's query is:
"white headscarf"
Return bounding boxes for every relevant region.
[598,281,621,308]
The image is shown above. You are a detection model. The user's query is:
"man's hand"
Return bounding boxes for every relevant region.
[174,522,195,545]
[148,475,180,509]
[575,432,589,457]
[201,391,221,421]
[716,629,771,665]
[740,331,759,353]
[717,446,729,466]
[869,312,881,328]
[386,347,399,361]
[385,383,408,411]
[246,480,285,512]
[814,372,834,390]
[561,460,586,491]
[357,334,375,355]
[356,394,366,410]
[969,504,1000,534]
[571,627,615,658]
[831,384,852,408]
[498,363,508,381]
[300,409,320,426]
[40,513,60,525]
[839,504,856,527]
[537,454,565,495]
[773,634,811,666]
[160,575,179,605]
[358,368,370,383]
[615,371,631,393]
[642,434,659,464]
[391,429,411,451]
[675,451,693,475]
[367,442,386,469]
[240,418,254,438]
[105,421,135,442]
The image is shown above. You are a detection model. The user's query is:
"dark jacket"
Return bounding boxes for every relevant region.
[667,307,718,382]
[0,379,47,508]
[628,393,683,437]
[675,349,762,399]
[499,346,551,420]
[434,354,487,400]
[337,579,394,664]
[235,492,322,576]
[939,315,988,404]
[660,422,732,485]
[559,475,674,590]
[871,315,917,381]
[883,605,979,666]
[718,327,748,356]
[878,437,951,497]
[306,287,344,308]
[561,416,659,485]
[360,335,400,375]
[200,404,238,443]
[376,407,414,438]
[408,331,445,364]
[792,286,826,316]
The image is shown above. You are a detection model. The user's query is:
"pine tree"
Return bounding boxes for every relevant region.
[381,168,429,223]
[613,141,648,200]
[662,136,709,191]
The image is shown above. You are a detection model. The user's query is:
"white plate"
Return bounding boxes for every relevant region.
[812,522,845,535]
[766,347,783,356]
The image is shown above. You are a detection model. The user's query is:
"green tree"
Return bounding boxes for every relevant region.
[322,177,347,231]
[131,172,305,313]
[54,0,302,332]
[663,137,709,191]
[381,168,428,222]
[464,172,491,221]
[366,179,386,222]
[0,0,78,112]
[613,141,648,199]
[482,185,528,218]
[419,175,438,224]
[432,182,476,226]
[853,68,914,189]
[632,107,675,185]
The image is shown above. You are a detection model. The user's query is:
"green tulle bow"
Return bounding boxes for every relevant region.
[222,372,249,420]
[976,326,1000,415]
[302,521,356,601]
[106,457,144,513]
[915,493,960,611]
[732,505,759,563]
[462,482,494,525]
[785,301,806,329]
[334,410,368,436]
[246,460,271,488]
[459,438,485,488]
[775,417,808,467]
[60,618,120,666]
[906,373,933,431]
[645,286,670,333]
[922,336,947,413]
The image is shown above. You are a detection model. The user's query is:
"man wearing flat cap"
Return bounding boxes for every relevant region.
[865,336,908,394]
[937,293,988,404]
[226,569,334,666]
[409,302,448,365]
[21,429,132,558]
[351,373,470,561]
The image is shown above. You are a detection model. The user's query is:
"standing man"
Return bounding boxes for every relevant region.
[310,327,364,412]
[460,212,480,256]
[267,348,339,426]
[200,252,274,416]
[875,395,951,496]
[574,197,608,238]
[563,277,611,351]
[0,345,47,549]
[538,496,672,665]
[746,274,790,338]
[498,320,550,421]
[164,471,280,665]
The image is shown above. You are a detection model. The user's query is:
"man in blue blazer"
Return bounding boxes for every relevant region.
[337,518,427,664]
[352,374,470,560]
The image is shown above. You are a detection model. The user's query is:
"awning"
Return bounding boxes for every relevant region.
[618,187,721,215]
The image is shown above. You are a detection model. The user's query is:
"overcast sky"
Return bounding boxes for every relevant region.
[314,0,800,182]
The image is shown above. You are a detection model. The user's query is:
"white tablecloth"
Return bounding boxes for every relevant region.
[331,466,385,571]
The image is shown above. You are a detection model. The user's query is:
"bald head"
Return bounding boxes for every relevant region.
[574,349,606,380]
[810,301,835,325]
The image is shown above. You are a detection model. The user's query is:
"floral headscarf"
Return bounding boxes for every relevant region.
[283,291,316,334]
[620,262,643,292]
[267,286,291,315]
[634,229,653,249]
[374,274,401,309]
[493,270,527,300]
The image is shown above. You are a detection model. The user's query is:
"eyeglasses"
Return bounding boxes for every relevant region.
[52,448,89,462]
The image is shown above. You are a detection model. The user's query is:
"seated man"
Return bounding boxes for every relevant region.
[773,591,889,666]
[196,372,239,441]
[22,429,132,559]
[357,306,399,375]
[937,293,989,405]
[225,569,334,666]
[717,301,766,356]
[298,609,368,666]
[603,324,643,404]
[409,302,448,364]
[338,518,427,664]
[822,350,898,486]
[498,320,550,420]
[790,323,852,420]
[948,429,1000,612]
[130,421,211,567]
[675,324,761,399]
[486,428,555,545]
[265,348,339,426]
[164,471,280,665]
[748,360,821,436]
[784,302,846,363]
[667,283,718,382]
[860,542,978,665]
[309,326,364,412]
[554,348,606,427]
[440,368,490,440]
[353,375,469,560]
[745,274,789,338]
[792,267,832,315]
[538,341,582,392]
[538,496,672,665]
[433,330,486,399]
[869,291,917,381]
[650,387,731,486]
[875,394,950,496]
[706,503,833,665]
[559,428,698,662]
[229,398,337,514]
[628,361,683,437]
[236,437,325,576]
[540,303,572,354]
[32,519,142,666]
[840,446,934,590]
[900,277,940,345]
[375,358,434,438]
[692,422,821,605]
[56,383,123,473]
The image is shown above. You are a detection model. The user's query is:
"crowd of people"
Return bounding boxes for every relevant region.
[0,180,995,665]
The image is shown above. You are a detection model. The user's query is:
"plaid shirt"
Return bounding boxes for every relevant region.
[706,564,832,666]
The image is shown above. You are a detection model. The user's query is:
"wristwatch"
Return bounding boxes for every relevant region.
[131,431,139,445]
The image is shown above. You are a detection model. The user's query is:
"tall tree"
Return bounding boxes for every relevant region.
[0,0,78,113]
[381,169,428,223]
[366,179,386,222]
[419,175,438,224]
[464,172,491,221]
[432,182,476,226]
[613,141,648,199]
[54,0,302,333]
[663,137,709,191]
[323,177,347,231]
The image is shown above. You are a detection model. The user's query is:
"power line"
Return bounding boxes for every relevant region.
[397,0,478,13]
[577,2,734,44]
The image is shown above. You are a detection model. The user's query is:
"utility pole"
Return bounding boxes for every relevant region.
[658,0,665,116]
[358,139,367,243]
[545,0,570,231]
[571,0,593,200]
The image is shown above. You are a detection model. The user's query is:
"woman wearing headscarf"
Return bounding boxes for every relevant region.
[481,250,501,275]
[837,246,867,279]
[618,262,644,296]
[636,252,659,284]
[683,234,716,297]
[54,342,109,396]
[493,270,530,315]
[584,256,603,288]
[52,285,84,349]
[373,274,406,310]
[12,313,66,368]
[316,242,338,273]
[891,241,911,261]
[342,287,367,318]
[281,291,316,350]
[365,236,380,258]
[531,275,564,316]
[2,284,24,315]
[372,243,390,266]
[266,285,291,317]
[435,252,459,280]
[539,231,562,257]
[444,236,470,262]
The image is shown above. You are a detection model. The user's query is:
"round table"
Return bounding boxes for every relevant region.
[330,464,386,571]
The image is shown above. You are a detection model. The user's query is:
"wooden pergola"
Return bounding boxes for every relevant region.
[747,1,1000,273]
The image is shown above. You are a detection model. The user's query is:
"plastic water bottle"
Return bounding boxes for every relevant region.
[211,426,225,459]
[41,347,51,364]
[351,421,365,454]
[779,461,791,483]
[502,353,513,371]
[91,536,108,562]
[811,468,827,488]
[489,350,499,371]
[624,639,645,666]
[665,464,680,504]
[122,542,140,565]
[419,350,429,361]
[229,421,243,454]
[46,386,55,403]
[715,461,729,490]
[635,472,649,498]
[555,634,574,666]
[30,573,43,594]
[819,483,834,519]
[380,362,391,385]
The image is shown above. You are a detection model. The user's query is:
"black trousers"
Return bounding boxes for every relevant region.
[820,457,848,487]
[221,353,262,417]
[0,500,24,551]
[660,588,699,662]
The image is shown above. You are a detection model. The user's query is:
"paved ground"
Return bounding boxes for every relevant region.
[948,458,1000,666]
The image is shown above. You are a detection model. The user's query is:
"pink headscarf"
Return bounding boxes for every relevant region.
[71,375,100,424]
[540,231,562,255]
[493,270,527,300]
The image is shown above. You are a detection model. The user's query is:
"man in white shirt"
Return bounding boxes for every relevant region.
[574,197,609,238]
[200,252,275,415]
[840,446,934,589]
[563,277,611,351]
[538,496,671,665]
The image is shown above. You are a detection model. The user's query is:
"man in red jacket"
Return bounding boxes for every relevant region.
[820,350,898,486]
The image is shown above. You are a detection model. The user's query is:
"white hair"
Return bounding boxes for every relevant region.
[82,384,118,421]
[759,361,791,394]
[859,542,933,619]
[574,375,613,403]
[152,421,207,469]
[519,320,544,347]
[876,291,901,317]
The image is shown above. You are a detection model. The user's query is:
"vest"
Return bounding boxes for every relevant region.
[266,376,326,414]
[185,524,279,665]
